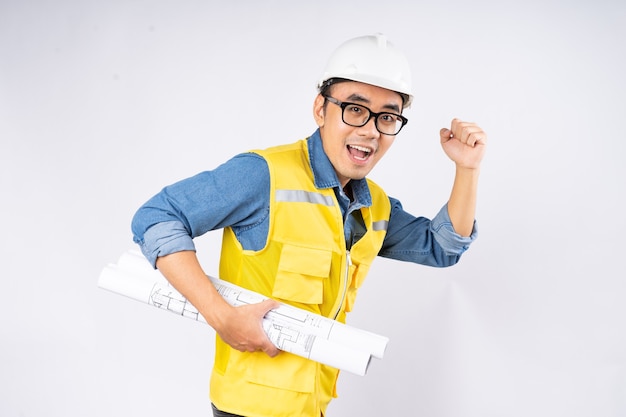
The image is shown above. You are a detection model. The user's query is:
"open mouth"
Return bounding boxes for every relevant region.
[347,144,373,161]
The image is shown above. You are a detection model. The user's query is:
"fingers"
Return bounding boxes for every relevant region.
[440,127,453,143]
[262,341,280,357]
[448,118,487,147]
[229,299,280,357]
[259,298,281,313]
[257,299,280,356]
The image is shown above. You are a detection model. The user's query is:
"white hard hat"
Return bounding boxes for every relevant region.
[318,33,413,108]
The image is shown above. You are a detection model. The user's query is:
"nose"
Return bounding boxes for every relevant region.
[357,115,380,139]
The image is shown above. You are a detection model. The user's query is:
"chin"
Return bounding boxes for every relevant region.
[348,169,370,181]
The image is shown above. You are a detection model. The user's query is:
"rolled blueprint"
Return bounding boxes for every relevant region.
[98,250,389,376]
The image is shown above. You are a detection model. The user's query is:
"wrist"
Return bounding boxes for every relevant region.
[455,164,481,178]
[200,293,232,331]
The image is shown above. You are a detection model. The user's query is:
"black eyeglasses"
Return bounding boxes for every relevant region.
[324,96,408,136]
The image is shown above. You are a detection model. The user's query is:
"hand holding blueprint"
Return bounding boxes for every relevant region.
[98,250,389,376]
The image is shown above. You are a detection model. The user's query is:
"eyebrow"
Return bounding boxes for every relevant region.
[345,93,401,113]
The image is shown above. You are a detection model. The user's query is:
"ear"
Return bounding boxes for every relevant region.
[313,94,326,127]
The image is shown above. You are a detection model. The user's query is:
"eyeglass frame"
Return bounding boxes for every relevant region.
[323,95,408,136]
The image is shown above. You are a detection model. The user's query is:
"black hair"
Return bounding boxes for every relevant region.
[318,77,408,108]
[318,78,350,98]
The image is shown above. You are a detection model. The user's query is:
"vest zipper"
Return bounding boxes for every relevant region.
[333,250,351,320]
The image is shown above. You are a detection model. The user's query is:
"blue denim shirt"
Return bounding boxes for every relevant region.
[132,129,477,268]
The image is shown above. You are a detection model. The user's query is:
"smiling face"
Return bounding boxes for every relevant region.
[313,81,404,188]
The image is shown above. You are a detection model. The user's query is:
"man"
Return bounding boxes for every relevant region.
[131,33,486,417]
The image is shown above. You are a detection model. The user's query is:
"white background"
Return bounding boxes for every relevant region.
[1,1,625,416]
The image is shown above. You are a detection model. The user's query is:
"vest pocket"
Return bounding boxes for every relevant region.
[272,244,332,305]
[244,351,316,393]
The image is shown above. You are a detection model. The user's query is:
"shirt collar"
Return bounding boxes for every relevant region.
[307,129,373,208]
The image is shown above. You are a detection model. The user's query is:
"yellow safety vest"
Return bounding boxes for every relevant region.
[210,139,391,417]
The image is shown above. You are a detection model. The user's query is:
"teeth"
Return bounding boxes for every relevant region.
[349,145,371,154]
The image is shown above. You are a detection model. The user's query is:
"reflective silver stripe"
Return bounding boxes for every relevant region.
[275,189,334,206]
[372,220,388,231]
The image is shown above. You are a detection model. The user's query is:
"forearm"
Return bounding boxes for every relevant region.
[155,250,231,329]
[156,250,280,356]
[447,166,480,237]
[439,119,486,237]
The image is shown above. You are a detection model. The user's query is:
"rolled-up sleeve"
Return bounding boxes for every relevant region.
[134,221,196,267]
[430,203,477,256]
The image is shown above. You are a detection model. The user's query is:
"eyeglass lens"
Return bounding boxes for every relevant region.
[342,104,404,135]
